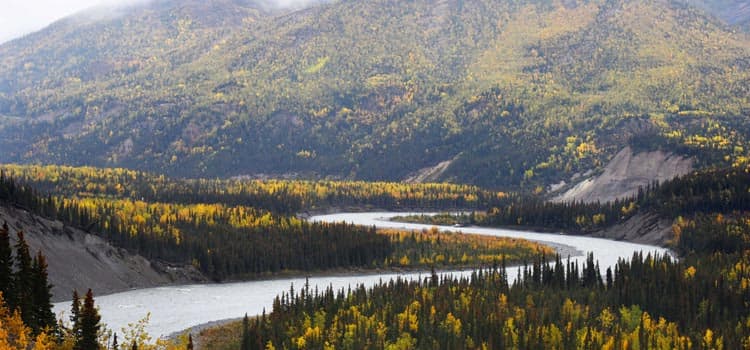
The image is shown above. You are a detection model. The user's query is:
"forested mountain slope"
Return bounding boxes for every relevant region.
[1,0,749,189]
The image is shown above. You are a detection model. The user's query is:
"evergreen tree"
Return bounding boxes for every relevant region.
[0,222,13,307]
[75,289,101,350]
[187,333,194,350]
[131,340,138,350]
[241,313,250,350]
[13,230,34,329]
[112,333,119,350]
[31,251,56,334]
[70,289,81,341]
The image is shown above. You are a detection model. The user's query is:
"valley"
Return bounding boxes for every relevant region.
[1,0,750,348]
[2,161,749,348]
[50,212,667,339]
[0,164,534,297]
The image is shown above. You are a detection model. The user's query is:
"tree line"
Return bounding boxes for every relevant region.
[0,222,56,337]
[237,250,747,349]
[0,221,107,349]
[222,166,750,349]
[0,173,395,279]
[451,166,750,235]
[1,174,200,348]
[0,164,509,215]
[0,220,195,349]
[0,169,545,281]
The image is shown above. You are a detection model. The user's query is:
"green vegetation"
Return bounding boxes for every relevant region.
[380,228,553,268]
[0,164,507,214]
[1,0,749,189]
[479,166,750,233]
[395,167,750,236]
[0,223,56,337]
[230,251,749,349]
[208,166,750,349]
[198,316,247,350]
[0,164,545,281]
[2,289,190,350]
[5,164,750,349]
[391,213,476,227]
[0,219,182,350]
[0,164,557,348]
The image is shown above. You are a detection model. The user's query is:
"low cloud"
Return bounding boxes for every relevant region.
[255,0,335,11]
[0,0,333,45]
[0,0,151,44]
[275,0,328,7]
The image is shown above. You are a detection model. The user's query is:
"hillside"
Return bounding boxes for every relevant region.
[1,0,749,189]
[211,163,750,349]
[0,205,204,301]
[552,146,694,203]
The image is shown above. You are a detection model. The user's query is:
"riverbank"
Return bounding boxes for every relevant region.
[48,209,564,301]
[53,212,670,339]
[388,212,675,247]
[166,316,243,347]
[0,205,207,302]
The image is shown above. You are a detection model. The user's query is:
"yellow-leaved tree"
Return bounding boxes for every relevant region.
[0,292,30,349]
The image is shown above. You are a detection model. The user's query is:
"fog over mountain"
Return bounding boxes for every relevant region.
[1,0,749,190]
[0,0,331,44]
[1,0,134,43]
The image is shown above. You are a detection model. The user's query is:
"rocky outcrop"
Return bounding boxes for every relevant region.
[587,212,674,246]
[0,205,205,301]
[553,147,693,204]
[403,157,456,183]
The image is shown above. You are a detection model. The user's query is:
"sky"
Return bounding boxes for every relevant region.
[0,0,132,44]
[0,0,323,45]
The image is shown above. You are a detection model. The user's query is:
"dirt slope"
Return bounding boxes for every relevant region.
[403,157,456,183]
[1,205,205,301]
[553,147,694,204]
[587,212,674,246]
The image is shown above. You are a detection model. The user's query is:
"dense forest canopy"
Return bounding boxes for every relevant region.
[0,164,509,214]
[203,166,750,349]
[0,0,749,189]
[4,165,750,348]
[231,251,750,349]
[0,164,542,281]
[396,166,750,236]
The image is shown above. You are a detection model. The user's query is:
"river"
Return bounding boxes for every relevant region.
[52,212,671,338]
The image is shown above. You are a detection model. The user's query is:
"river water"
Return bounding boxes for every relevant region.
[52,212,670,338]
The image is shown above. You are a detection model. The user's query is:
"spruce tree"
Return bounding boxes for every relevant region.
[70,290,82,345]
[13,230,34,329]
[0,222,13,307]
[31,251,56,334]
[75,289,101,350]
[241,313,251,350]
[112,333,119,350]
[187,333,194,350]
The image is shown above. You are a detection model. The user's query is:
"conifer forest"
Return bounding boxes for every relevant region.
[1,0,750,349]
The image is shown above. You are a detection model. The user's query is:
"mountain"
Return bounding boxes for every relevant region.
[689,0,750,26]
[0,0,749,189]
